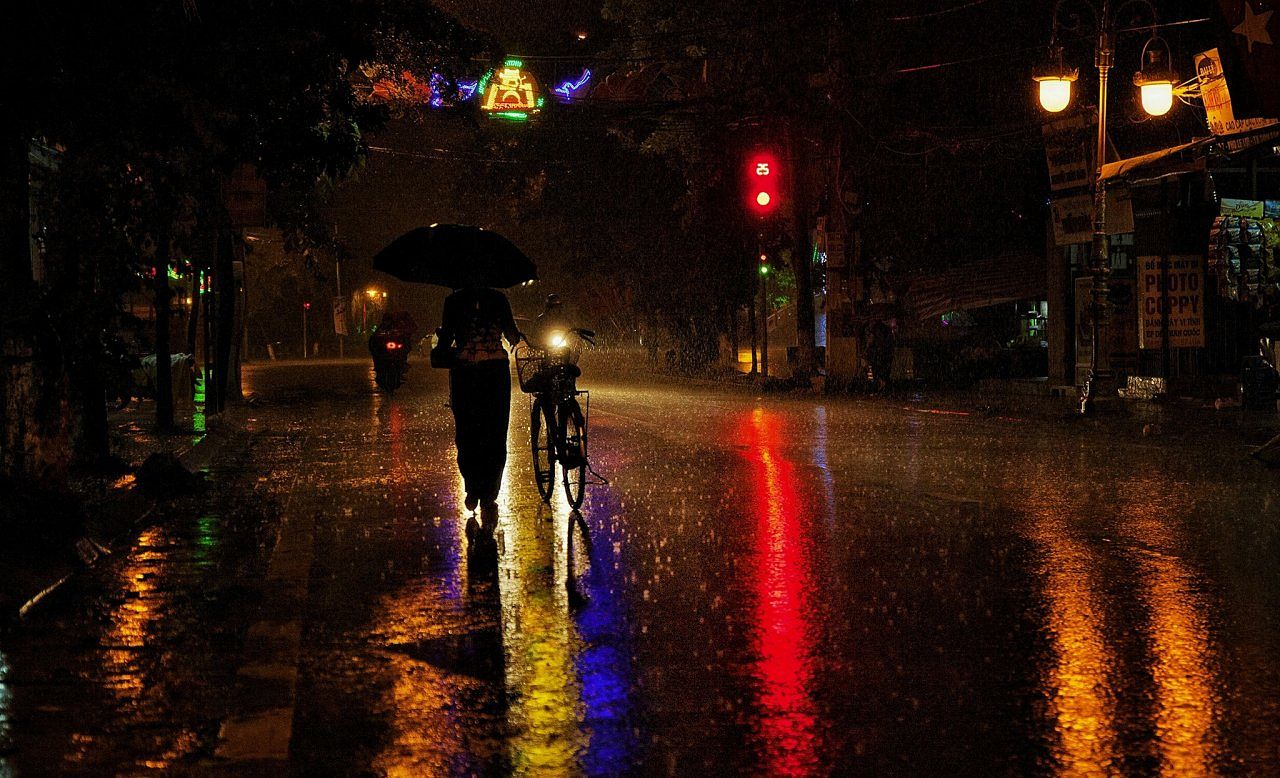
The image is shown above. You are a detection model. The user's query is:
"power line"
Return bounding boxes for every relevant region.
[889,0,997,22]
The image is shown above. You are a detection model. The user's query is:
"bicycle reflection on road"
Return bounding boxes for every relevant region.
[489,450,637,773]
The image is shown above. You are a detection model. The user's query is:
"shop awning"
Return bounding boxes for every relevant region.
[1100,121,1280,183]
[1100,138,1213,182]
[906,252,1047,322]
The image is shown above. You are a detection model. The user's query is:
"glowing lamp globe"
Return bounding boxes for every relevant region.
[1033,51,1078,114]
[756,191,771,207]
[1134,43,1177,118]
[1037,77,1073,113]
[1139,81,1174,116]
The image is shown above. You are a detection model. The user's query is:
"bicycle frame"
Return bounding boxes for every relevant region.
[521,340,593,507]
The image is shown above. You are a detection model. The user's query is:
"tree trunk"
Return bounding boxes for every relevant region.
[154,229,174,431]
[212,228,239,413]
[71,316,109,469]
[1,133,41,479]
[186,252,203,356]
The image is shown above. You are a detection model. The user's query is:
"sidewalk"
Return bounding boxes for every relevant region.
[587,349,1280,452]
[0,397,249,622]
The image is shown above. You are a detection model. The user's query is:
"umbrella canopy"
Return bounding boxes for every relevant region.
[372,224,537,289]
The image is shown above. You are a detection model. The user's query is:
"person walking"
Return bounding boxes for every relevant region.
[438,286,523,523]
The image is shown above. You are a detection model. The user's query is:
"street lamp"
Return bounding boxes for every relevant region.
[302,301,311,359]
[1033,46,1079,113]
[1033,0,1175,413]
[1134,38,1176,116]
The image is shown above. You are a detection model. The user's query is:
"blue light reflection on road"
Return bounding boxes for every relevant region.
[574,485,638,775]
[0,648,11,773]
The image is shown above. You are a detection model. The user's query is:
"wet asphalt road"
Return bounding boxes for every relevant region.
[4,359,1280,775]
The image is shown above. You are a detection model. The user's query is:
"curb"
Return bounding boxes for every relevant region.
[2,406,250,625]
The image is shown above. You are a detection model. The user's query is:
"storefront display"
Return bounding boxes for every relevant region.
[1208,208,1279,307]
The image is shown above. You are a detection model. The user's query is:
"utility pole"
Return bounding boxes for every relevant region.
[760,248,769,380]
[335,259,344,359]
[302,302,310,359]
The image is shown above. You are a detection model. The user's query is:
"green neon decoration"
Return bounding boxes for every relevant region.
[504,58,523,67]
[492,111,529,121]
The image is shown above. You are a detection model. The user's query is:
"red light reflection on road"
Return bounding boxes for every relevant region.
[738,408,820,774]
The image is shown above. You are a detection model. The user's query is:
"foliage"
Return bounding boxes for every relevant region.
[7,0,488,472]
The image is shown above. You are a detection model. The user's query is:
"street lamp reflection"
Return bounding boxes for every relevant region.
[1025,481,1119,773]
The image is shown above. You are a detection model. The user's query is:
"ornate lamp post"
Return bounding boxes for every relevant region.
[1034,0,1178,413]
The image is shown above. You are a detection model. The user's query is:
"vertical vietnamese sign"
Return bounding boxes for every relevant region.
[1138,255,1205,349]
[333,297,349,336]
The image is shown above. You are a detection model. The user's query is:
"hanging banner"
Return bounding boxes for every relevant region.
[1138,255,1206,349]
[333,296,349,336]
[1195,48,1279,147]
[1074,277,1094,386]
[1049,188,1135,246]
[1221,197,1265,217]
[1042,111,1096,192]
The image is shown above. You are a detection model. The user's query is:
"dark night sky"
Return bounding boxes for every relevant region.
[430,0,607,54]
[332,0,1231,325]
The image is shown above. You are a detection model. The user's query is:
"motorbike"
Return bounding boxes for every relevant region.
[370,331,412,393]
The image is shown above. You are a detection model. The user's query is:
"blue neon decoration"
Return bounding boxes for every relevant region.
[554,69,592,101]
[425,73,482,108]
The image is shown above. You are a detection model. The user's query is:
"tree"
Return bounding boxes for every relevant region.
[2,0,490,483]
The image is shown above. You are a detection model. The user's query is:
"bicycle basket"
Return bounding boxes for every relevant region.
[514,341,548,393]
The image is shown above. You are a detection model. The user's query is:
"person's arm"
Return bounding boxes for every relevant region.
[439,295,459,346]
[497,293,523,345]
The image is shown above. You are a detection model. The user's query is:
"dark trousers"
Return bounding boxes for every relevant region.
[449,360,511,502]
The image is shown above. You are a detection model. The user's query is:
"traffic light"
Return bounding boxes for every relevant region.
[745,151,780,218]
[759,252,769,275]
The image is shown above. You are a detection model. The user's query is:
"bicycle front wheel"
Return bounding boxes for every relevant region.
[559,397,587,509]
[531,397,556,503]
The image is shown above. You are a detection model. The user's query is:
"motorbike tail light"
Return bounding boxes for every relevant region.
[386,341,401,350]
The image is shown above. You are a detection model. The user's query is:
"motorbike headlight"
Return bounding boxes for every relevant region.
[548,331,567,350]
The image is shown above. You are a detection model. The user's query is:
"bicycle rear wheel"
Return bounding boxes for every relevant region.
[531,397,556,503]
[559,397,587,509]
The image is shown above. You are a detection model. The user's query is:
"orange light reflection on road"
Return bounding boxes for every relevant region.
[1117,477,1219,776]
[740,407,820,774]
[1024,483,1118,775]
[370,398,479,774]
[93,526,197,767]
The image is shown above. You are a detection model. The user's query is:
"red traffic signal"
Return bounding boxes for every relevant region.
[745,151,780,217]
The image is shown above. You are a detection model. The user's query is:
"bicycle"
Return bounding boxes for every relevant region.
[514,328,601,509]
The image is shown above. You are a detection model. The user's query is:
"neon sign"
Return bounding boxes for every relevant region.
[554,69,592,101]
[480,62,541,118]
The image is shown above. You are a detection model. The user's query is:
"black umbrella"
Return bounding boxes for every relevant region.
[372,224,537,289]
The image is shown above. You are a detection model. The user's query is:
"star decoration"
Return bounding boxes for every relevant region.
[1233,2,1274,54]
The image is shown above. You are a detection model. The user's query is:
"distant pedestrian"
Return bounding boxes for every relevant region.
[867,319,894,391]
[438,286,523,524]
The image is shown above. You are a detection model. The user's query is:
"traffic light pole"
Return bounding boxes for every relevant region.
[759,240,769,381]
